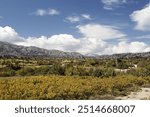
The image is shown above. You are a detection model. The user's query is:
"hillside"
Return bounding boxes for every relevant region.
[0,41,84,58]
[0,41,150,59]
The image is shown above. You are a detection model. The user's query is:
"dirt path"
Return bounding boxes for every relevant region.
[116,88,150,100]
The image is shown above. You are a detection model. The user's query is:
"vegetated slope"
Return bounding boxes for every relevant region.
[0,41,84,58]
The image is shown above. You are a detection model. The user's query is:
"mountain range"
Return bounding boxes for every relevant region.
[0,41,150,59]
[0,41,84,58]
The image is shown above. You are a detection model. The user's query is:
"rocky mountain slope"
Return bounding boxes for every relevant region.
[0,41,84,58]
[0,41,150,59]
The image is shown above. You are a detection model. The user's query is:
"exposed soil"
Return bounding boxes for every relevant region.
[116,88,150,100]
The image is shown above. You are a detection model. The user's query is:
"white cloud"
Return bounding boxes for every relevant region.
[81,14,92,20]
[35,8,59,16]
[36,9,46,16]
[130,3,150,31]
[66,16,80,23]
[0,25,149,55]
[76,24,150,55]
[77,38,107,54]
[101,0,127,10]
[66,14,91,23]
[48,9,59,15]
[16,34,80,52]
[0,26,24,43]
[77,24,126,40]
[108,41,150,54]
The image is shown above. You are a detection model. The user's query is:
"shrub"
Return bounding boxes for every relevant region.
[0,67,16,77]
[17,67,35,76]
[0,75,149,100]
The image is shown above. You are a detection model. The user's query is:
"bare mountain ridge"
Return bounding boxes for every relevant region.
[0,41,150,59]
[0,41,84,58]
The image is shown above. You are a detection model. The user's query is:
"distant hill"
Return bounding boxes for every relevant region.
[96,52,150,59]
[0,41,150,59]
[0,41,84,58]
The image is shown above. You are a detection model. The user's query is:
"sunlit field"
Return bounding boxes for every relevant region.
[0,75,150,100]
[0,57,150,99]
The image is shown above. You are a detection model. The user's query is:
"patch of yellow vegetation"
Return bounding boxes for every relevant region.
[0,75,149,100]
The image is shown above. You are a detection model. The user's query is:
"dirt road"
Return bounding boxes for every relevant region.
[116,88,150,100]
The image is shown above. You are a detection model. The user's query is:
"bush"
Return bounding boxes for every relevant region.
[34,66,51,75]
[17,67,35,76]
[0,67,16,77]
[127,68,150,77]
[91,68,116,77]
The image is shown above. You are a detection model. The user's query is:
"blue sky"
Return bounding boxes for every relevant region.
[0,0,150,55]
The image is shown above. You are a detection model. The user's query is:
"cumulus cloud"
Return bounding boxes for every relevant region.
[76,24,126,54]
[76,24,150,54]
[66,14,91,23]
[0,25,149,55]
[77,24,126,40]
[77,38,107,54]
[35,8,59,16]
[16,34,80,52]
[0,26,24,43]
[106,41,150,54]
[101,0,127,10]
[130,3,150,31]
[0,26,79,52]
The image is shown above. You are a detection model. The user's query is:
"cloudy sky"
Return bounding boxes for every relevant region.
[0,0,150,55]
